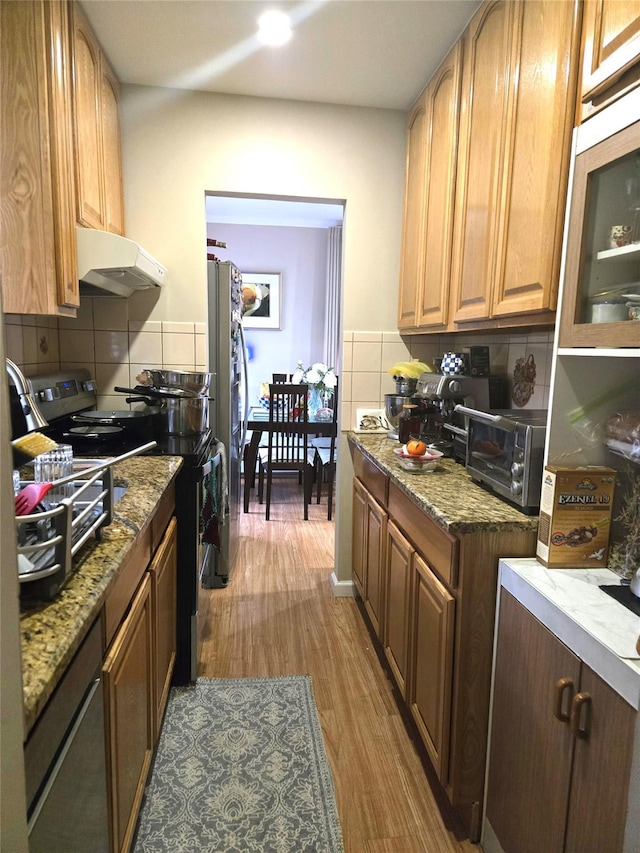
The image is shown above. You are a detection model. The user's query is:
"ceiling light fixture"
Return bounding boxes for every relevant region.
[257,10,292,46]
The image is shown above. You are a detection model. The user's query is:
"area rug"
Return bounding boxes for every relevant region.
[133,675,344,852]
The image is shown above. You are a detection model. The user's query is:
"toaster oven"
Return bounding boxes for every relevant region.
[454,406,548,513]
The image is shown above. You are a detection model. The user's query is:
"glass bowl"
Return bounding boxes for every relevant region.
[393,446,443,473]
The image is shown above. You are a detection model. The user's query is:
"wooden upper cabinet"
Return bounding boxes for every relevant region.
[398,42,462,332]
[71,1,125,235]
[451,0,580,328]
[415,41,462,329]
[450,0,513,325]
[398,90,428,330]
[580,0,640,120]
[492,0,581,319]
[1,0,79,315]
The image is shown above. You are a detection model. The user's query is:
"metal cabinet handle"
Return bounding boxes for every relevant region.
[570,691,592,740]
[553,676,574,722]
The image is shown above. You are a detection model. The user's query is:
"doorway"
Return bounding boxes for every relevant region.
[205,191,344,519]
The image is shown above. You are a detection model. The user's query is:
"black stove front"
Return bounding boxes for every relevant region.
[25,367,217,686]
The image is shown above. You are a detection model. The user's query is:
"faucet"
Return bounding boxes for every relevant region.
[6,358,48,432]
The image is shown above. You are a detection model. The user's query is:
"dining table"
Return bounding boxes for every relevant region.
[243,406,336,512]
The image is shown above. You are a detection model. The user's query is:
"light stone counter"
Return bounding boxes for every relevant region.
[348,433,539,534]
[499,558,640,708]
[20,455,182,736]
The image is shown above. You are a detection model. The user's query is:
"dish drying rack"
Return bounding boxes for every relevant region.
[16,460,115,602]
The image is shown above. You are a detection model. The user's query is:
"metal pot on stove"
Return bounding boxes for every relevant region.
[116,385,210,436]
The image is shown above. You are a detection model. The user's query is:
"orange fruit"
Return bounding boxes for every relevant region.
[406,439,427,457]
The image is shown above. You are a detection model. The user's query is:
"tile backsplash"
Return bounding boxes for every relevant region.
[340,329,554,431]
[4,299,206,410]
[5,307,553,426]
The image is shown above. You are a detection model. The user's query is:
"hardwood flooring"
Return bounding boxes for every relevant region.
[198,477,480,853]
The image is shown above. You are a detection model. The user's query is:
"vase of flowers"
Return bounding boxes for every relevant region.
[292,361,337,419]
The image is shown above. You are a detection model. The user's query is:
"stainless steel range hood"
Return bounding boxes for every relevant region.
[76,226,167,297]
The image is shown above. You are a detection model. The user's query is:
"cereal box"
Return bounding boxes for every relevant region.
[536,466,617,568]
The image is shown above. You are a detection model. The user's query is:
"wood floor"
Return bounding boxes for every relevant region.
[198,477,480,853]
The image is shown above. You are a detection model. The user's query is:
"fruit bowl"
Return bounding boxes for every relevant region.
[393,446,443,473]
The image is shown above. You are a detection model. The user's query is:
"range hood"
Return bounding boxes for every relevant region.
[76,226,167,297]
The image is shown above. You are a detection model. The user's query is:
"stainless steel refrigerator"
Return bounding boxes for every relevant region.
[205,260,248,587]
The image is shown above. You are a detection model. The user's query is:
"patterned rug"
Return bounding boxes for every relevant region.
[133,676,344,852]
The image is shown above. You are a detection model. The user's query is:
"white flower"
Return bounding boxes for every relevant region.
[293,361,337,395]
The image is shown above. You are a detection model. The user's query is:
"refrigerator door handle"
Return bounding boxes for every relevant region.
[239,323,249,451]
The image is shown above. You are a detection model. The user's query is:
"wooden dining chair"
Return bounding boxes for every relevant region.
[310,380,338,520]
[257,383,314,520]
[272,373,290,382]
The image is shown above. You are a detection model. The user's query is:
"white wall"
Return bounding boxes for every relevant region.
[119,86,406,333]
[207,222,330,407]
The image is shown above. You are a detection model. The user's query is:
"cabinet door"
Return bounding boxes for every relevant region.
[149,517,177,739]
[1,0,79,315]
[103,573,154,853]
[383,521,413,699]
[100,59,125,235]
[485,590,579,853]
[415,41,462,329]
[450,0,513,324]
[352,477,367,599]
[491,0,580,319]
[558,118,640,348]
[409,553,455,783]
[581,0,640,119]
[71,1,105,230]
[565,664,635,853]
[363,493,387,639]
[397,90,428,330]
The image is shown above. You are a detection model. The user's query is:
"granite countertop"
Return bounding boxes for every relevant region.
[348,433,539,535]
[20,455,182,736]
[499,558,640,709]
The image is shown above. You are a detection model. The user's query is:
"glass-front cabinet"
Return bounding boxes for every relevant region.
[559,118,640,347]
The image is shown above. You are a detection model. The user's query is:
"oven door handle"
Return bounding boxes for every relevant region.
[454,405,517,432]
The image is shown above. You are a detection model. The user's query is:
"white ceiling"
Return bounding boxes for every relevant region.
[79,0,481,226]
[79,0,480,111]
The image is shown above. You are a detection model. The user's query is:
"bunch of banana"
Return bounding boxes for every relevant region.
[388,360,431,380]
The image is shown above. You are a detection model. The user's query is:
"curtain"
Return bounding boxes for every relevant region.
[323,226,342,370]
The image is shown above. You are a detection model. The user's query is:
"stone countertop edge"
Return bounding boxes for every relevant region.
[19,455,183,736]
[348,433,539,534]
[499,558,640,709]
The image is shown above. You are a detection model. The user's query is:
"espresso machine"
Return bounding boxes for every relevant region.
[414,373,507,460]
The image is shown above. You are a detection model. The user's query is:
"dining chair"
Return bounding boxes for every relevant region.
[272,373,290,382]
[257,383,314,520]
[310,379,338,520]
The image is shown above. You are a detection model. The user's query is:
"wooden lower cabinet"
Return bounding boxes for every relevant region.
[149,516,177,738]
[383,521,413,699]
[484,589,636,853]
[408,553,455,784]
[352,476,387,638]
[103,573,154,853]
[350,443,538,841]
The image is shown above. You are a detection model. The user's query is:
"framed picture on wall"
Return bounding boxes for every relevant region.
[241,272,281,330]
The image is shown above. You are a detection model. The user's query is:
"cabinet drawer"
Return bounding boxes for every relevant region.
[388,482,458,588]
[353,447,388,506]
[104,525,152,646]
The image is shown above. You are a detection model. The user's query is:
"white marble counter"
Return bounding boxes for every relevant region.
[499,558,640,708]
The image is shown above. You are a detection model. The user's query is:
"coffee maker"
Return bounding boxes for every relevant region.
[414,373,507,461]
